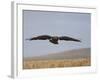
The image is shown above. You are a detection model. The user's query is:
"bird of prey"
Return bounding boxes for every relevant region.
[26,35,81,44]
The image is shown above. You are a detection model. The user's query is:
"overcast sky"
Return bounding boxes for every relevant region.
[23,10,91,57]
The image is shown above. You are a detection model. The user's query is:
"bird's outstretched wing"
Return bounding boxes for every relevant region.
[26,35,51,40]
[59,36,81,42]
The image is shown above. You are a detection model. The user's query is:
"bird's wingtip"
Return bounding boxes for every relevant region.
[77,39,81,42]
[79,40,81,42]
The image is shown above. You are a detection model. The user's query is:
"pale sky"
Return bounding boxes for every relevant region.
[23,10,91,57]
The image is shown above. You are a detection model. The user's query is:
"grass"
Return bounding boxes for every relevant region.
[23,58,90,69]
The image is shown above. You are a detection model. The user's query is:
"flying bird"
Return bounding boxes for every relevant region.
[26,35,81,44]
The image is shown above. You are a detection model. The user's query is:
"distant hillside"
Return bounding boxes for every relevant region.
[24,48,90,60]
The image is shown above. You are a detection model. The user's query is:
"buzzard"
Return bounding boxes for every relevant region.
[26,35,81,44]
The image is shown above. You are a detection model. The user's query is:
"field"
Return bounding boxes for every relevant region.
[23,48,91,69]
[23,58,90,69]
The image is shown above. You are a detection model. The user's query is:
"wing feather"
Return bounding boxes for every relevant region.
[59,36,81,42]
[26,35,51,40]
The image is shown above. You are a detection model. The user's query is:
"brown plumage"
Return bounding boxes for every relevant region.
[26,35,81,44]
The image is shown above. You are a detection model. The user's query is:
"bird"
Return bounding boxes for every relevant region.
[26,35,81,44]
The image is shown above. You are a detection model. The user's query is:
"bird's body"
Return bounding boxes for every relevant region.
[26,35,81,44]
[49,36,59,44]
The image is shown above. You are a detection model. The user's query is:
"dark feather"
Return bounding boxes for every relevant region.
[27,35,51,40]
[26,35,81,44]
[59,36,81,42]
